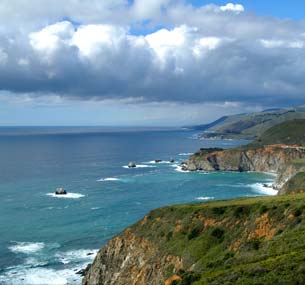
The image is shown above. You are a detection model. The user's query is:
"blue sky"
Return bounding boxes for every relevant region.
[190,0,305,19]
[0,1,305,126]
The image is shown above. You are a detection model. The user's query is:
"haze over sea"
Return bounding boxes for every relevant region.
[0,127,276,284]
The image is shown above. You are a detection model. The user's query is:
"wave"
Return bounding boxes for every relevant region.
[0,268,72,285]
[96,177,120,182]
[250,183,278,196]
[9,242,45,254]
[122,164,155,169]
[147,160,171,164]
[195,197,215,201]
[172,164,190,173]
[1,247,98,285]
[46,193,85,199]
[55,249,98,265]
[178,152,193,156]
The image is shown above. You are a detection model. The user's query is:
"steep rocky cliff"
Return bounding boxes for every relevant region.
[83,228,183,285]
[84,194,305,285]
[184,145,305,183]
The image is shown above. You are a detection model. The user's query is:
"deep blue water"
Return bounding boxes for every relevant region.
[0,128,276,284]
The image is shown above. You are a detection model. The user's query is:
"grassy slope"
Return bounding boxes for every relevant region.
[132,194,305,284]
[250,119,305,147]
[282,172,305,194]
[199,106,305,139]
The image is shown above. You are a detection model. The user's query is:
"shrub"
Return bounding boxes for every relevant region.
[188,225,202,240]
[211,227,225,240]
[259,205,268,215]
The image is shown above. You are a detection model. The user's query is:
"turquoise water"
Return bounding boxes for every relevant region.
[0,128,276,284]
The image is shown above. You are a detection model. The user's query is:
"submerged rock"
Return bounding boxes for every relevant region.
[77,264,91,277]
[55,187,67,195]
[128,162,136,168]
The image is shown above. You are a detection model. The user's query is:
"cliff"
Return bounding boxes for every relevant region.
[184,145,305,186]
[84,194,305,285]
[184,119,305,190]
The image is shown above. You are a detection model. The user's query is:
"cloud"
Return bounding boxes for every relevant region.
[132,0,173,20]
[0,2,305,109]
[0,48,8,65]
[260,39,305,49]
[220,3,244,13]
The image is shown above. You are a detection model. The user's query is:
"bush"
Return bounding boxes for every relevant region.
[233,206,249,218]
[259,205,268,215]
[188,225,202,240]
[293,208,303,217]
[211,227,225,240]
[213,207,226,215]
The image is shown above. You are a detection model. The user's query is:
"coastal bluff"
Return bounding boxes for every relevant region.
[83,194,305,285]
[183,144,305,190]
[183,119,305,192]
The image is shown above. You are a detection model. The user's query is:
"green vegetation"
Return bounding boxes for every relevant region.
[246,119,305,148]
[282,172,305,194]
[193,105,305,140]
[131,193,305,284]
[251,119,305,147]
[291,158,305,166]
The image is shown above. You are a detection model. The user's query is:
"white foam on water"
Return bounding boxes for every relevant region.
[1,268,77,285]
[55,249,98,265]
[24,257,48,267]
[46,193,85,199]
[96,177,120,182]
[9,242,45,254]
[0,248,99,285]
[172,164,190,173]
[91,207,100,210]
[147,160,171,164]
[250,183,278,196]
[178,152,193,156]
[122,164,155,169]
[195,197,215,201]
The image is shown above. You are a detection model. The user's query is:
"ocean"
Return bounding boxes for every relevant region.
[0,127,276,285]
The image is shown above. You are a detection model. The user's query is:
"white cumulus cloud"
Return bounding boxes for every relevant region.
[220,3,244,13]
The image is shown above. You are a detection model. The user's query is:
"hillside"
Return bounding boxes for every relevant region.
[192,105,305,140]
[184,120,305,187]
[84,193,305,285]
[281,172,305,195]
[251,119,305,147]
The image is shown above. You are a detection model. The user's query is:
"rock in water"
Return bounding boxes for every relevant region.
[170,158,175,163]
[76,264,91,277]
[128,162,136,168]
[55,187,67,195]
[155,159,162,163]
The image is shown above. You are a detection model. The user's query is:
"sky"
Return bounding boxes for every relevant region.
[1,0,305,126]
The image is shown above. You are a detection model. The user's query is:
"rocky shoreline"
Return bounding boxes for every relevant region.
[180,144,305,194]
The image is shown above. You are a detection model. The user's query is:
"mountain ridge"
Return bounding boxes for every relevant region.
[189,105,305,140]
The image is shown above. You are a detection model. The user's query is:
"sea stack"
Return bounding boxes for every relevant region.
[128,162,136,168]
[55,187,67,195]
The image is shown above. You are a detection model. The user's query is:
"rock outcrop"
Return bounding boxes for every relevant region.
[83,228,183,285]
[128,162,137,168]
[183,145,305,190]
[55,187,67,195]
